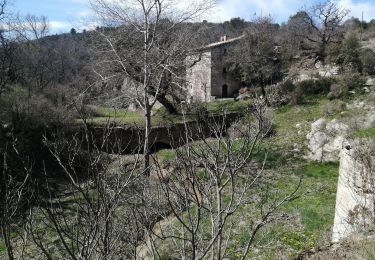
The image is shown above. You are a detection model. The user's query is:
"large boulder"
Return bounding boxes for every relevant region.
[305,118,349,161]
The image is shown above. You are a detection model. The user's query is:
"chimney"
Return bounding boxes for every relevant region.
[220,35,228,42]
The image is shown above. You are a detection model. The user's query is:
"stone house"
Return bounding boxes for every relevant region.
[186,35,244,102]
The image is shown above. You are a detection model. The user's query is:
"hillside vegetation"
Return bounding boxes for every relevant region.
[2,0,375,259]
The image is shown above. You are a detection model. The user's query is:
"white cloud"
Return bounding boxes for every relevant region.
[337,0,375,21]
[67,0,298,23]
[204,0,375,23]
[66,0,375,27]
[49,21,71,30]
[210,0,303,22]
[77,10,93,17]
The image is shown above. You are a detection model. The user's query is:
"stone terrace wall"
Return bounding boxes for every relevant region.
[77,113,241,154]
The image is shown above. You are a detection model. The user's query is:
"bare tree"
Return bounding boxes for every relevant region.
[231,16,281,106]
[15,116,151,259]
[0,126,32,260]
[141,101,301,259]
[7,14,53,95]
[89,0,214,173]
[290,1,349,60]
[0,0,17,96]
[13,14,50,40]
[1,99,302,259]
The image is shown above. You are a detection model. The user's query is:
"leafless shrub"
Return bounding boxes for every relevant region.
[142,100,301,259]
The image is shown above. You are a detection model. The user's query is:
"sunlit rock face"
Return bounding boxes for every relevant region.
[332,142,375,243]
[305,118,349,162]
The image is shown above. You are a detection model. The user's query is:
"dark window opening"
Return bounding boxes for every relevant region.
[223,67,227,73]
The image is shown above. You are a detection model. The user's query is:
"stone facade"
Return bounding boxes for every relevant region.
[186,36,243,102]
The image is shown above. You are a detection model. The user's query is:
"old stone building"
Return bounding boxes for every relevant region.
[186,35,243,102]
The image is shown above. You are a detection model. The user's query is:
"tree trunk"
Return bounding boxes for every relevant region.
[148,87,179,114]
[155,94,178,114]
[144,106,151,176]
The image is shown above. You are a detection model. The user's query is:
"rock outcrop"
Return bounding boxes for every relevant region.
[332,140,375,243]
[306,118,349,162]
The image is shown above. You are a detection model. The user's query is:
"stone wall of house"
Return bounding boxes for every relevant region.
[332,142,375,242]
[186,37,242,102]
[186,51,212,102]
[210,45,241,98]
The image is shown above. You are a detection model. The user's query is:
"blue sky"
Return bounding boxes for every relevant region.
[11,0,375,34]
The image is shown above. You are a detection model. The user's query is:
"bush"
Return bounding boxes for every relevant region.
[360,48,375,76]
[297,77,333,96]
[288,77,334,104]
[183,102,209,119]
[343,73,366,91]
[279,79,296,93]
[337,34,362,73]
[327,73,366,99]
[290,86,304,105]
[328,83,349,99]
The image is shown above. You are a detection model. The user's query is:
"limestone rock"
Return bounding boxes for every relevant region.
[332,142,375,243]
[305,118,349,162]
[365,77,374,86]
[236,92,251,100]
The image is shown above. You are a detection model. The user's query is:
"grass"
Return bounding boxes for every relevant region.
[270,101,325,150]
[253,148,285,169]
[227,94,342,257]
[351,127,375,139]
[207,99,252,114]
[243,160,339,258]
[152,96,341,258]
[151,145,340,258]
[264,98,340,251]
[291,161,339,233]
[0,239,5,253]
[95,107,140,118]
[358,240,375,259]
[146,96,343,258]
[82,99,253,127]
[155,149,176,165]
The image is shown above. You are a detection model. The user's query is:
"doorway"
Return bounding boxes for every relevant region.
[222,84,228,98]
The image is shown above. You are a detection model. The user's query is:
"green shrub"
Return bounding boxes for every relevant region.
[297,77,333,96]
[327,73,366,99]
[0,87,74,126]
[360,48,375,75]
[193,103,209,119]
[343,73,366,91]
[281,231,317,251]
[289,86,304,105]
[326,42,341,64]
[279,79,296,93]
[337,34,362,73]
[328,83,349,99]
